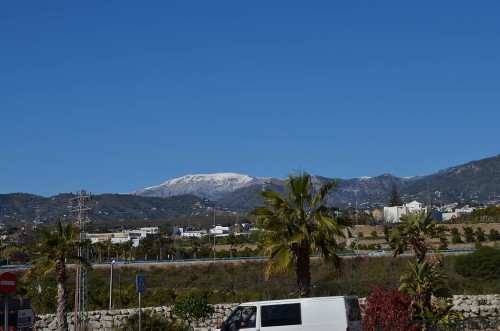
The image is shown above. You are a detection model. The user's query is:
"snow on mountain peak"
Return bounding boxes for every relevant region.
[358,176,372,180]
[133,173,255,201]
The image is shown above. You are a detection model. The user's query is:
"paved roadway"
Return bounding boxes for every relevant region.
[1,248,476,271]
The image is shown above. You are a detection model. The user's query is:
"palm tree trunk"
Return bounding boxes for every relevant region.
[56,260,69,331]
[296,244,311,297]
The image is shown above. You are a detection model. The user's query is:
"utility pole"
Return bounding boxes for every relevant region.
[213,205,216,261]
[69,190,92,331]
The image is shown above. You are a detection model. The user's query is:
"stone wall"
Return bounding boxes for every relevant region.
[452,295,499,319]
[34,295,499,331]
[34,304,238,331]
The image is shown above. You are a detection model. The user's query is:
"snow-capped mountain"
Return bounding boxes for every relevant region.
[133,173,267,201]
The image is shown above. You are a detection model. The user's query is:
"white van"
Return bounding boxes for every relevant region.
[216,296,362,331]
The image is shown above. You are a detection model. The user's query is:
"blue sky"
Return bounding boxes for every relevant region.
[1,1,499,196]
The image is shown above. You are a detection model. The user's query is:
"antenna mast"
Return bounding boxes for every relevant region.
[69,190,92,331]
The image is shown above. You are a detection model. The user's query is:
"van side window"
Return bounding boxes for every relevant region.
[261,303,301,327]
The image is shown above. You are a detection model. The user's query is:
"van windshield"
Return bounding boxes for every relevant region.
[223,306,257,330]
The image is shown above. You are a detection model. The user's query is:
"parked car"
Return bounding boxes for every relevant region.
[368,250,389,256]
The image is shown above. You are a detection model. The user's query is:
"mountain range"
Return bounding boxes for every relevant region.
[1,155,498,225]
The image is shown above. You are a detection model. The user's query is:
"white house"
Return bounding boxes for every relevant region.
[383,206,408,223]
[405,200,423,213]
[384,200,427,223]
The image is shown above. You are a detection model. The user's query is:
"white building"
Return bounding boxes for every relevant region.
[179,228,207,238]
[88,227,159,245]
[405,200,423,213]
[209,225,230,237]
[442,212,461,221]
[383,206,409,223]
[383,200,427,223]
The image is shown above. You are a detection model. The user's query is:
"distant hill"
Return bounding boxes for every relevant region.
[401,155,500,204]
[0,193,214,225]
[0,155,498,225]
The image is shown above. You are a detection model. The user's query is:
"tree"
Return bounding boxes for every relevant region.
[155,236,170,261]
[475,227,486,242]
[450,228,462,244]
[389,211,447,263]
[25,219,91,331]
[226,234,239,258]
[388,182,403,207]
[251,171,351,297]
[93,241,107,263]
[190,239,202,259]
[399,258,454,323]
[487,229,500,241]
[463,227,475,243]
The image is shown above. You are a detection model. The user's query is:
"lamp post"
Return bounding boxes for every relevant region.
[109,260,115,310]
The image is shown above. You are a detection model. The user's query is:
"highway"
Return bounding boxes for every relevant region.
[0,248,477,271]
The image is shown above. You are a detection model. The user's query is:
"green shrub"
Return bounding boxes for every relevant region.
[455,247,500,281]
[172,291,214,326]
[118,311,184,331]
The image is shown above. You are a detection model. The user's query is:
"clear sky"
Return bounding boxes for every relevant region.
[1,1,499,196]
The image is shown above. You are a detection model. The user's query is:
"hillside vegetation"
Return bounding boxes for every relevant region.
[14,249,499,315]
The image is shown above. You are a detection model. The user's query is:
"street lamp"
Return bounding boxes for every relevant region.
[109,260,115,310]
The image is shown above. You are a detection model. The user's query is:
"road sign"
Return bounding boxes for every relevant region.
[0,273,17,296]
[17,309,35,328]
[136,275,146,293]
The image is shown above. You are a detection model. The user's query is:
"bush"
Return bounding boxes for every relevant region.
[172,292,214,326]
[450,228,462,244]
[488,229,500,241]
[455,246,500,282]
[475,228,486,242]
[363,287,419,331]
[119,311,184,331]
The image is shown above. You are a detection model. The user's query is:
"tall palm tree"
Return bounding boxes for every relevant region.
[155,236,170,261]
[190,239,202,259]
[389,210,447,263]
[93,241,106,263]
[226,234,239,258]
[120,241,133,261]
[24,219,91,331]
[251,171,351,297]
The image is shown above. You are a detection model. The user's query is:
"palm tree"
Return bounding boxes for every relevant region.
[251,171,351,297]
[389,210,447,263]
[0,243,7,260]
[190,239,202,259]
[226,234,239,258]
[93,241,106,263]
[25,219,91,331]
[399,258,452,321]
[120,241,133,261]
[155,236,170,260]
